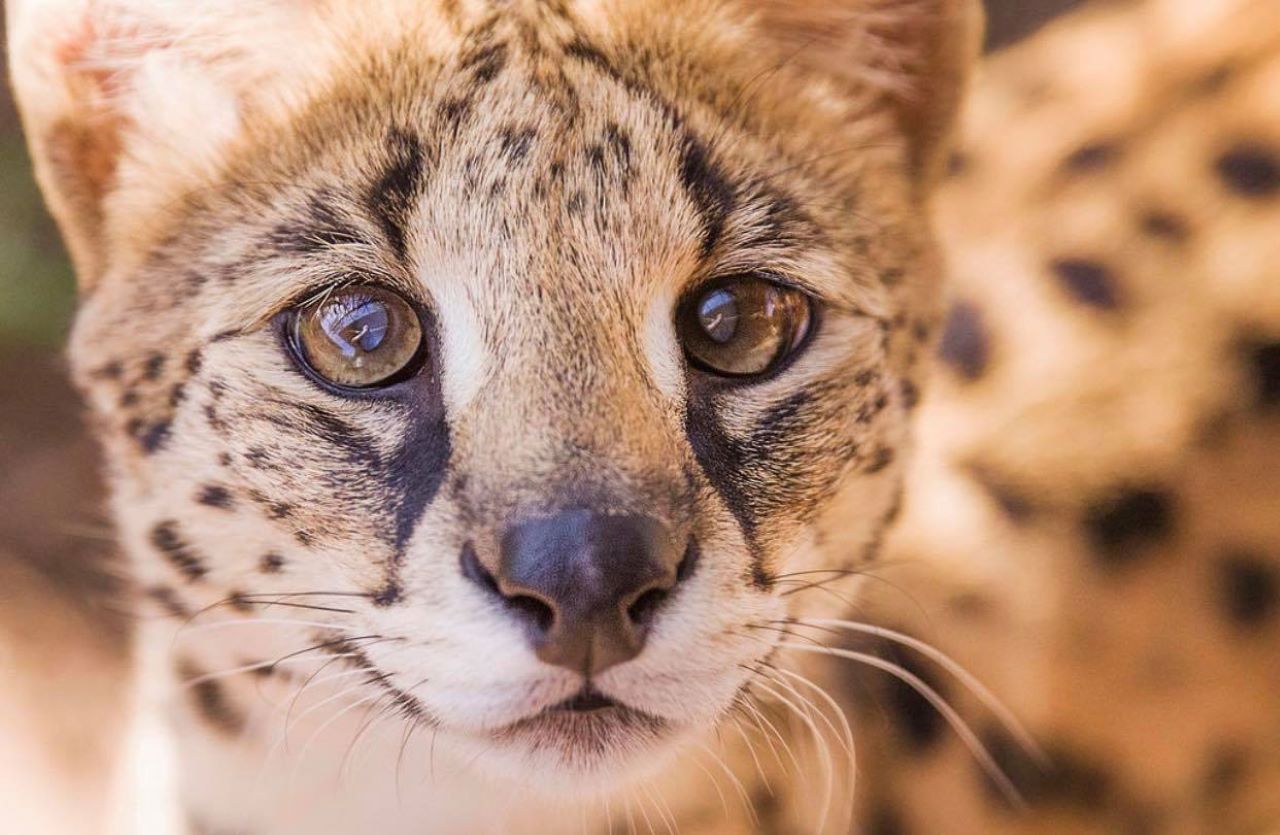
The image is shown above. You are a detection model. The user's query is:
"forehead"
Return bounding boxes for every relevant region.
[188,5,892,336]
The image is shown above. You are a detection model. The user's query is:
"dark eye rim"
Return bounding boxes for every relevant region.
[677,272,821,384]
[275,284,432,397]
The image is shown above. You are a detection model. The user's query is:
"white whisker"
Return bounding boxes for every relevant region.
[779,641,1026,808]
[794,618,1046,765]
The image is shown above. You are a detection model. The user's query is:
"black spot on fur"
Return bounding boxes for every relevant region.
[260,552,286,574]
[1082,486,1176,567]
[147,586,191,618]
[1062,140,1121,172]
[1050,257,1121,310]
[900,379,921,410]
[129,418,172,454]
[881,644,949,754]
[866,446,896,474]
[179,661,244,735]
[981,730,1114,811]
[151,521,207,582]
[604,122,632,168]
[438,97,473,136]
[367,129,427,259]
[678,132,736,256]
[267,191,365,256]
[1140,209,1191,243]
[1215,144,1280,198]
[196,485,234,510]
[1218,550,1279,630]
[967,464,1036,523]
[462,42,508,83]
[867,806,909,835]
[91,360,124,380]
[1242,337,1280,410]
[1203,745,1248,802]
[373,582,404,607]
[143,353,166,381]
[937,300,990,381]
[498,125,537,162]
[564,37,614,75]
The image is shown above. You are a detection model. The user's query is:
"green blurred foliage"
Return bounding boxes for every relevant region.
[0,132,76,348]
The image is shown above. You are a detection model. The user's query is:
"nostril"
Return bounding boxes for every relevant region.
[507,594,556,634]
[626,586,669,627]
[461,544,557,636]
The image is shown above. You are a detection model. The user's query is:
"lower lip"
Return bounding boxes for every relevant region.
[496,701,666,743]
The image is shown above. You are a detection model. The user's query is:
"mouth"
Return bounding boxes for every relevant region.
[493,686,669,754]
[548,686,619,714]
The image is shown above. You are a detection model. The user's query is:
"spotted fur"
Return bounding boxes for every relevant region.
[8,0,977,832]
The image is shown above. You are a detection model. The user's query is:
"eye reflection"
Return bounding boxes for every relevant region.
[288,286,424,389]
[678,276,814,378]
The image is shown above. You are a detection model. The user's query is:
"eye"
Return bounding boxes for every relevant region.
[677,276,814,378]
[288,286,425,389]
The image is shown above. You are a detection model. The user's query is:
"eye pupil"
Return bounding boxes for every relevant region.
[290,287,424,389]
[697,289,740,344]
[323,301,390,357]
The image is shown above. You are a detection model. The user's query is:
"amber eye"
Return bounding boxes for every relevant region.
[288,286,424,389]
[678,276,814,377]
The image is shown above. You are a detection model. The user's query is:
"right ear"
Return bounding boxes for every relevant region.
[5,0,331,289]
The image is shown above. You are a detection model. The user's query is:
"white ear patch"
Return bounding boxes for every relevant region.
[7,0,332,277]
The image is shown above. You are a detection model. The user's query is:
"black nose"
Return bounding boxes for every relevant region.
[463,511,689,676]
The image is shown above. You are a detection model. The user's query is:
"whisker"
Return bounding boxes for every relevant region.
[771,666,859,832]
[791,618,1046,765]
[693,741,756,825]
[749,669,835,833]
[778,641,1026,808]
[727,715,771,801]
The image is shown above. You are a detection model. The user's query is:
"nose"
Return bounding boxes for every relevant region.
[463,511,690,676]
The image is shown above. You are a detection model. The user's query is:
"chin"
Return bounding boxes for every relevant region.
[453,696,692,794]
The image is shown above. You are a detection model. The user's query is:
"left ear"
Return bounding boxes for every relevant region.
[740,0,984,185]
